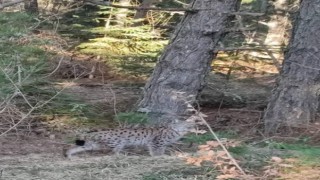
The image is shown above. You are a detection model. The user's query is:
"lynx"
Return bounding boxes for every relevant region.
[64,120,195,158]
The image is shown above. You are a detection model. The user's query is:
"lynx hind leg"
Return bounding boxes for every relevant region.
[65,141,101,158]
[148,145,166,156]
[110,144,125,155]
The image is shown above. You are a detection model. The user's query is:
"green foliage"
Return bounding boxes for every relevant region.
[115,112,149,125]
[58,4,170,78]
[228,145,249,155]
[0,12,34,37]
[0,12,49,100]
[0,12,112,125]
[267,141,320,165]
[216,130,239,139]
[182,133,214,144]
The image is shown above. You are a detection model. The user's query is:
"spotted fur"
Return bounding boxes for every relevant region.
[64,121,195,158]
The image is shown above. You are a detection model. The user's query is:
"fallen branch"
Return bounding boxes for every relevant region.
[197,112,247,176]
[0,0,24,10]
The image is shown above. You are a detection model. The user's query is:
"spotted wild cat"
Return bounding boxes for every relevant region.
[64,120,195,158]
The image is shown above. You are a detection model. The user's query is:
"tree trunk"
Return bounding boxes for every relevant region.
[264,0,320,135]
[24,0,38,14]
[138,0,241,123]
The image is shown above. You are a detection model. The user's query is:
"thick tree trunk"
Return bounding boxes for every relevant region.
[24,0,38,13]
[138,0,240,122]
[264,0,320,135]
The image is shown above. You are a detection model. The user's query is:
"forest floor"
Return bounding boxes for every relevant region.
[1,12,320,180]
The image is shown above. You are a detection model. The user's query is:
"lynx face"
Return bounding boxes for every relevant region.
[64,121,195,158]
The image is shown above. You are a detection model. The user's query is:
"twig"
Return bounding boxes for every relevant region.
[0,106,35,137]
[0,86,67,137]
[197,113,247,176]
[42,56,64,78]
[235,15,281,71]
[0,66,34,108]
[106,85,120,126]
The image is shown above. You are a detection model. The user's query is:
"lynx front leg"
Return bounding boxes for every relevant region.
[110,144,125,155]
[148,144,166,156]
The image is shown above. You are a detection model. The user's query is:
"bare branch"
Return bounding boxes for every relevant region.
[235,15,282,71]
[196,113,247,176]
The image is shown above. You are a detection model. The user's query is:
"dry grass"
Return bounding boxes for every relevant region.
[0,154,208,180]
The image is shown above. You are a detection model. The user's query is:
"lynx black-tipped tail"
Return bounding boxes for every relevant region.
[75,140,86,146]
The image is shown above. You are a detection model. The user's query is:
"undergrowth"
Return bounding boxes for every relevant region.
[116,112,149,125]
[0,12,112,132]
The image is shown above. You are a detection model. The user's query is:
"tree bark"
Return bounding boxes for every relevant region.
[24,0,38,14]
[138,0,241,122]
[264,0,320,135]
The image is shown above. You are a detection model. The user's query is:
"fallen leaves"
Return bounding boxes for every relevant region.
[184,140,244,179]
[263,156,296,178]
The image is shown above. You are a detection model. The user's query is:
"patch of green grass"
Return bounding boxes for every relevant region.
[222,141,320,172]
[216,130,239,139]
[182,133,214,144]
[0,13,49,99]
[116,112,149,125]
[228,145,249,156]
[268,142,320,166]
[0,12,34,37]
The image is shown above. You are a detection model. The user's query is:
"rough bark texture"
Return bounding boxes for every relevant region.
[138,0,240,122]
[264,0,320,134]
[24,0,38,13]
